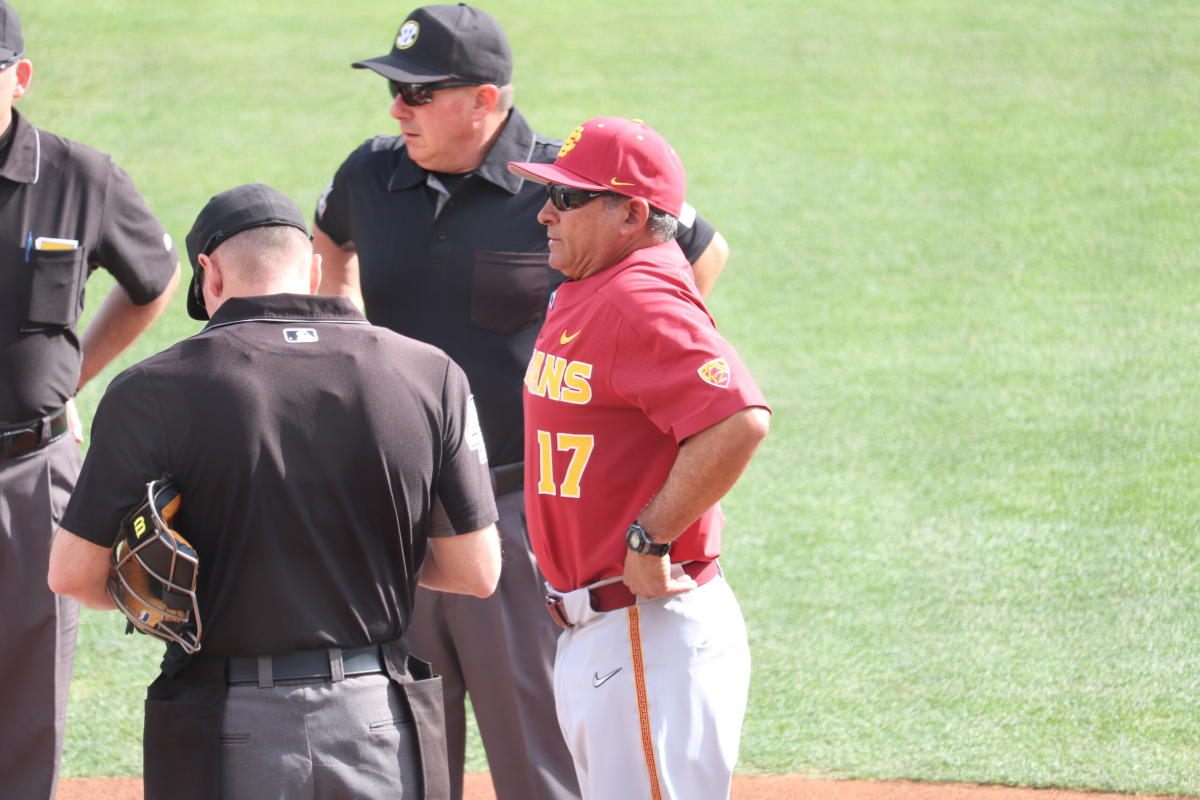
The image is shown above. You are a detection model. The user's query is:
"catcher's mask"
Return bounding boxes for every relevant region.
[107,477,203,654]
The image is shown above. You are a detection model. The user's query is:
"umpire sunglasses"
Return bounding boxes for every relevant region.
[546,184,614,212]
[388,79,479,106]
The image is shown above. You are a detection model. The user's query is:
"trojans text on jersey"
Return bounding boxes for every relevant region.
[524,348,593,405]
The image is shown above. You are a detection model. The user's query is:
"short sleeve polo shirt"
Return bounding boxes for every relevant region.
[315,108,716,467]
[0,110,178,422]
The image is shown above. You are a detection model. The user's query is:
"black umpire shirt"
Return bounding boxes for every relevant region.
[0,109,178,423]
[316,108,716,467]
[59,293,498,657]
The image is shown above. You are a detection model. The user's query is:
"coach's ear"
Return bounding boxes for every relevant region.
[309,252,322,296]
[619,196,652,235]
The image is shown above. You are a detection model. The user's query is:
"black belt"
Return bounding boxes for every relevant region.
[0,408,69,460]
[226,645,384,685]
[491,461,523,495]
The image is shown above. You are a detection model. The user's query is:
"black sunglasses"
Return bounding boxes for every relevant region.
[388,79,479,106]
[546,183,613,212]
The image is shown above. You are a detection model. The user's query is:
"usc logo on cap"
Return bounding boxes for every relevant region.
[697,358,731,389]
[557,126,584,160]
[395,21,419,49]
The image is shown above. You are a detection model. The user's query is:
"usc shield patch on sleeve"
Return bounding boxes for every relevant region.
[697,358,731,389]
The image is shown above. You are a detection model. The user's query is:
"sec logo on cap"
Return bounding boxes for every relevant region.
[395,21,419,49]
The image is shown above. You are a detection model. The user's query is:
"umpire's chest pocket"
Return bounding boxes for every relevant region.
[470,251,552,334]
[21,248,85,331]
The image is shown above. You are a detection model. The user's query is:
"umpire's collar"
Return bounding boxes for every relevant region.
[204,293,367,329]
[0,109,40,184]
[388,107,536,196]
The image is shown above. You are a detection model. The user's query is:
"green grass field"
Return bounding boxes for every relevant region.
[22,0,1199,795]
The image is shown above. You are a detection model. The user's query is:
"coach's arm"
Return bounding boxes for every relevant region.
[47,528,116,610]
[622,406,771,598]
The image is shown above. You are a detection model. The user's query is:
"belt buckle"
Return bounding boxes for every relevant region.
[544,595,573,630]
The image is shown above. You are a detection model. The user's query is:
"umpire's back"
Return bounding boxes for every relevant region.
[61,184,496,656]
[50,184,499,800]
[97,292,493,655]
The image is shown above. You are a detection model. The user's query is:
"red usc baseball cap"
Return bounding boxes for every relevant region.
[508,117,686,218]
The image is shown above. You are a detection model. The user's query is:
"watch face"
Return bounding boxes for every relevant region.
[627,525,648,553]
[627,523,666,555]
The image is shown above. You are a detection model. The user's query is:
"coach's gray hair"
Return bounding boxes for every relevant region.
[647,207,679,243]
[606,194,678,243]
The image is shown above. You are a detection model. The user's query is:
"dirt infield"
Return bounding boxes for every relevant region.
[56,774,1192,800]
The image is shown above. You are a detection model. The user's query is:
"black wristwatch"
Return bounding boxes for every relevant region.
[626,522,671,557]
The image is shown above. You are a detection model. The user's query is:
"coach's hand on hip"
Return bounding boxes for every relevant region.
[622,549,697,599]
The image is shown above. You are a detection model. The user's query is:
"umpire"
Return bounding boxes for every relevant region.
[48,183,501,800]
[314,6,729,798]
[0,2,179,797]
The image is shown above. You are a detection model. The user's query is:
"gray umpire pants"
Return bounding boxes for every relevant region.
[220,672,422,799]
[407,481,580,800]
[0,436,81,800]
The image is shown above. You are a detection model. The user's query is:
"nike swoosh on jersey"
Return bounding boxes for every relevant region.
[560,330,582,345]
[592,667,622,688]
[610,178,636,186]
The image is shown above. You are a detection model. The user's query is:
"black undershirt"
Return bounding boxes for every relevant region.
[432,171,471,194]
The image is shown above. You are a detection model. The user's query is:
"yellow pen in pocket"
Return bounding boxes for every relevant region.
[34,236,79,251]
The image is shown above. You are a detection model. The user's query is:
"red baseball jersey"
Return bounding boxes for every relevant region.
[523,241,770,592]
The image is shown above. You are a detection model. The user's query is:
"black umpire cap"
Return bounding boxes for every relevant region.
[184,183,309,321]
[0,1,24,62]
[352,3,512,85]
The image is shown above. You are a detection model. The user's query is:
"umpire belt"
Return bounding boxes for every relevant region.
[0,408,69,460]
[225,645,385,686]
